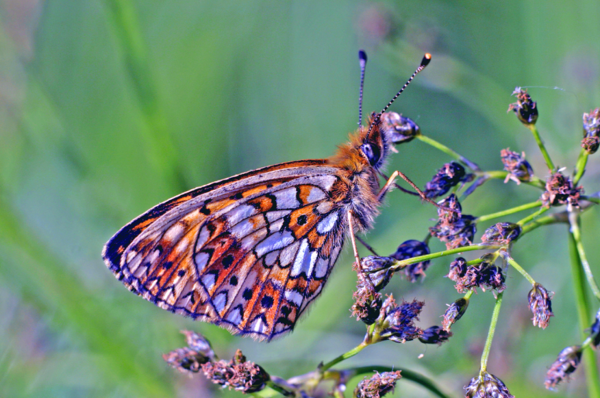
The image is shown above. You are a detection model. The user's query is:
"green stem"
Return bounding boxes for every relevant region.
[573,149,589,185]
[416,135,480,171]
[344,366,451,398]
[568,229,600,398]
[582,195,600,205]
[568,211,600,300]
[527,124,555,171]
[520,213,567,236]
[516,206,549,226]
[504,255,536,285]
[478,170,546,189]
[480,292,504,372]
[476,201,541,223]
[320,342,368,372]
[389,245,502,273]
[264,381,294,397]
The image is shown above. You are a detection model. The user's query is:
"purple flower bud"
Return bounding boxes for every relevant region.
[447,257,467,282]
[424,162,468,199]
[430,194,477,249]
[527,283,554,329]
[501,148,534,183]
[355,371,402,398]
[590,308,600,349]
[379,295,424,343]
[481,222,521,245]
[419,326,452,345]
[391,240,430,282]
[380,112,420,145]
[442,297,469,331]
[465,372,515,398]
[545,346,582,390]
[540,171,582,208]
[508,87,538,125]
[582,108,600,154]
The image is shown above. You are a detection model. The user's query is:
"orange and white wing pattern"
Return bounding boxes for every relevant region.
[103,160,350,340]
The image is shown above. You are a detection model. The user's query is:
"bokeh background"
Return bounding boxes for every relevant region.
[1,1,599,397]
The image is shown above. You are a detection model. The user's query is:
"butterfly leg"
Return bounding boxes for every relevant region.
[378,170,450,211]
[347,210,376,293]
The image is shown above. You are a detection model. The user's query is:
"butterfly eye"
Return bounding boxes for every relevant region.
[361,143,381,166]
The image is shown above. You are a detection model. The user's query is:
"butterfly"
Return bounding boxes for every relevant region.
[102,52,431,341]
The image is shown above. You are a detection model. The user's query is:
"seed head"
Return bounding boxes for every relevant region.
[447,257,467,282]
[453,260,506,294]
[202,349,270,393]
[508,87,538,125]
[545,345,582,390]
[391,240,430,282]
[380,112,420,144]
[419,325,453,345]
[527,283,554,329]
[481,222,521,245]
[582,108,600,154]
[351,277,383,325]
[442,297,469,331]
[163,330,215,374]
[430,194,477,249]
[360,255,396,292]
[424,161,468,199]
[464,371,515,398]
[501,148,534,184]
[540,171,582,208]
[354,371,402,398]
[379,295,424,343]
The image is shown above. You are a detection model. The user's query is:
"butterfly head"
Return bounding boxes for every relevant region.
[359,111,420,171]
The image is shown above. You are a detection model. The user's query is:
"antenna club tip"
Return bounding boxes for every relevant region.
[358,50,367,65]
[421,53,432,67]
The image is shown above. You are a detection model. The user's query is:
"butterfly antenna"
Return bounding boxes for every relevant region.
[367,53,432,136]
[358,50,368,126]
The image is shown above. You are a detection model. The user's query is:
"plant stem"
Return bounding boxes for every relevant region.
[527,124,555,171]
[320,342,368,372]
[344,366,451,398]
[567,211,600,300]
[476,201,541,223]
[477,170,546,189]
[573,149,589,185]
[265,380,294,397]
[480,292,503,372]
[520,213,567,236]
[516,206,549,226]
[568,229,600,398]
[389,245,502,273]
[416,135,480,171]
[582,195,600,205]
[504,255,536,285]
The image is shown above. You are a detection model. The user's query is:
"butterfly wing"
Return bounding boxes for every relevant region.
[103,160,350,340]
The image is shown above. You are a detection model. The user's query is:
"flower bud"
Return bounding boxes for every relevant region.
[354,371,402,398]
[447,257,467,281]
[545,345,582,390]
[442,297,469,331]
[419,326,452,345]
[391,240,430,282]
[582,108,600,154]
[424,162,468,199]
[540,171,582,208]
[481,222,521,245]
[379,295,424,343]
[360,256,395,292]
[465,371,515,398]
[380,112,420,144]
[527,283,554,329]
[508,87,538,125]
[500,148,534,183]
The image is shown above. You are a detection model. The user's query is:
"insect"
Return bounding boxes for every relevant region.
[103,52,431,341]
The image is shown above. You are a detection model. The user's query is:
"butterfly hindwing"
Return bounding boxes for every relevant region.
[102,160,349,340]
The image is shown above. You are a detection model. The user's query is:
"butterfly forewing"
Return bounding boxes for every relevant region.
[103,160,349,340]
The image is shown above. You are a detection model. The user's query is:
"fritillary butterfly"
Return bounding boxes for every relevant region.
[102,53,431,341]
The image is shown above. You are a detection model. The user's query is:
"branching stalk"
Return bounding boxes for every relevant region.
[526,124,555,171]
[480,292,504,373]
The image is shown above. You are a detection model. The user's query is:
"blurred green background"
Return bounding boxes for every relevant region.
[1,1,599,397]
